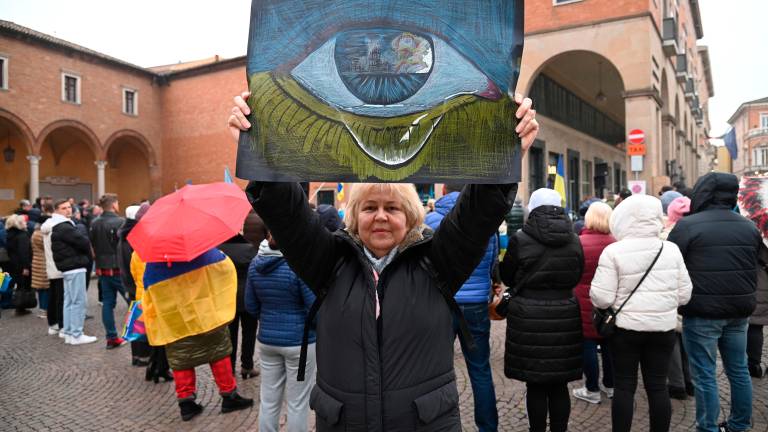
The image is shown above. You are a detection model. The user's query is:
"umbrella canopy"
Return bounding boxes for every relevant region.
[738,176,768,238]
[128,182,251,262]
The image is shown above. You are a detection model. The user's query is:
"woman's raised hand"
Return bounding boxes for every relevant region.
[228,91,251,143]
[514,93,539,153]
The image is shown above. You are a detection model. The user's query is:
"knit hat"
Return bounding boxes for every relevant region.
[125,205,141,220]
[666,196,691,225]
[528,188,563,213]
[660,190,683,215]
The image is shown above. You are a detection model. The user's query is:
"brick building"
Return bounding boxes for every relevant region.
[0,1,714,214]
[720,97,768,176]
[518,0,713,205]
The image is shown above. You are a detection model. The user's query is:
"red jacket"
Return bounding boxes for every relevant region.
[575,229,616,339]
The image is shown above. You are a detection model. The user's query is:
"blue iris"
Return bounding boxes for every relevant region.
[334,29,433,105]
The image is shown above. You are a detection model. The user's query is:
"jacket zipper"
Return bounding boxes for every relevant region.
[338,233,432,430]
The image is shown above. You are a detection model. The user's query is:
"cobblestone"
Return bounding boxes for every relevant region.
[0,281,766,431]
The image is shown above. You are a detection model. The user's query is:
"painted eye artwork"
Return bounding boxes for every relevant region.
[236,0,524,183]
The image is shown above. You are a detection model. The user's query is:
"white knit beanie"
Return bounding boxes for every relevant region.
[125,205,141,220]
[528,188,563,213]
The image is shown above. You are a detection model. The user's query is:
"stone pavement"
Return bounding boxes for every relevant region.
[0,281,766,431]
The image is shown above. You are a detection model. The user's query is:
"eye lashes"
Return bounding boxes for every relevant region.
[246,71,519,181]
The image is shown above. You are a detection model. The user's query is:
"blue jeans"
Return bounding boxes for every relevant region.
[683,317,752,432]
[99,275,127,339]
[63,271,87,338]
[583,339,613,392]
[37,289,49,311]
[453,302,498,432]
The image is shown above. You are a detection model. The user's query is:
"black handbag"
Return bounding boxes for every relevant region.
[592,243,664,338]
[491,253,551,319]
[13,286,38,310]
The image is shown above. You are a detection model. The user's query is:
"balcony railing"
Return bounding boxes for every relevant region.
[747,128,768,139]
[675,54,688,83]
[684,78,695,100]
[662,17,679,57]
[746,164,768,174]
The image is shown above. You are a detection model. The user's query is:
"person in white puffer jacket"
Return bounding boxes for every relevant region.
[590,194,692,432]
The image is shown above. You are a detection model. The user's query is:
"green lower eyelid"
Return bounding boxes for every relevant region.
[247,71,519,181]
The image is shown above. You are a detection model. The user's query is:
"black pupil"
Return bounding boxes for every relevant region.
[335,29,433,105]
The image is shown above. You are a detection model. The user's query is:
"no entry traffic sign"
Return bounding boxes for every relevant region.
[628,129,645,144]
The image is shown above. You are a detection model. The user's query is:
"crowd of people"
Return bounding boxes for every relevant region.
[0,93,765,432]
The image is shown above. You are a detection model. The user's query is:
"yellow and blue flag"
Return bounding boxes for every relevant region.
[553,154,567,208]
[337,182,345,201]
[141,248,236,346]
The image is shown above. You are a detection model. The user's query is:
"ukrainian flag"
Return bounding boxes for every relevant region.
[141,249,236,346]
[554,154,567,208]
[337,182,345,201]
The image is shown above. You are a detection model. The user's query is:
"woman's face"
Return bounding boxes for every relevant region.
[357,188,408,258]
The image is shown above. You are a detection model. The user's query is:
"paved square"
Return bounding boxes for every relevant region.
[0,281,766,431]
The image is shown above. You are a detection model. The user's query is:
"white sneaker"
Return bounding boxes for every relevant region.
[64,335,72,344]
[573,387,601,404]
[68,334,97,345]
[47,326,60,335]
[600,384,614,399]
[58,330,67,339]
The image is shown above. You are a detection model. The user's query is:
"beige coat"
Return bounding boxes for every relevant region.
[31,229,48,289]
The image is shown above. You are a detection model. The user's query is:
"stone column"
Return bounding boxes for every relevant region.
[27,155,41,200]
[95,160,107,199]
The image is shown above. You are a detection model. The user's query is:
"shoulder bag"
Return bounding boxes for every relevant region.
[592,243,664,338]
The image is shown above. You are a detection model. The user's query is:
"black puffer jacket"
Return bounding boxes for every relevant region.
[218,235,258,312]
[500,205,584,384]
[669,172,761,319]
[5,227,32,276]
[89,211,124,269]
[117,218,138,297]
[51,218,91,272]
[248,181,515,432]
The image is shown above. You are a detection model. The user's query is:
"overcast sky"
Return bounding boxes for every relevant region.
[2,0,765,137]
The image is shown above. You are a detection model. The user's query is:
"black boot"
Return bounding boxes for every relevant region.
[178,399,203,421]
[221,390,253,413]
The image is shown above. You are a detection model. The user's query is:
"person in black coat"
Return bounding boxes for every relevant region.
[117,205,151,366]
[499,188,584,432]
[231,90,539,432]
[5,214,33,315]
[668,172,761,432]
[218,232,259,379]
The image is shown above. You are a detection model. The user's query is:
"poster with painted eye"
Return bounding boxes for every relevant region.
[236,0,524,183]
[738,176,768,238]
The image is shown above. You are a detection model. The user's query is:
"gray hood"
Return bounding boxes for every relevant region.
[610,194,664,240]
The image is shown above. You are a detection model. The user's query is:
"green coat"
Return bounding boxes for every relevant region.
[165,325,232,370]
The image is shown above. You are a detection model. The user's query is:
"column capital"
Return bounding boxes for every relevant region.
[26,154,42,163]
[94,160,108,169]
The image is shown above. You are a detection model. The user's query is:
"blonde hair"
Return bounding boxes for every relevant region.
[344,183,425,235]
[5,214,27,231]
[584,202,613,234]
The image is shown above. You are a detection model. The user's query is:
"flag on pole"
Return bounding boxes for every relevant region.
[224,167,233,184]
[554,154,567,208]
[724,128,738,159]
[336,183,345,201]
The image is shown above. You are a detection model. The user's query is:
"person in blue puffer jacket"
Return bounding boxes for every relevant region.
[424,183,499,432]
[245,232,317,432]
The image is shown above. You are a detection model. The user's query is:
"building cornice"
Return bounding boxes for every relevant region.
[525,12,657,39]
[161,56,246,82]
[0,19,155,77]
